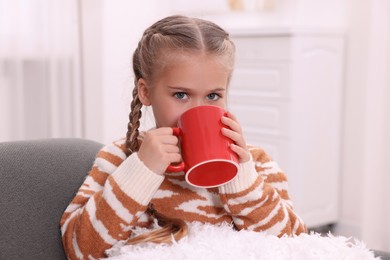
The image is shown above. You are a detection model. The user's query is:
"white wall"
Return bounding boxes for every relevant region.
[101,1,174,143]
[293,0,347,27]
[80,0,103,142]
[81,0,173,144]
[335,0,390,251]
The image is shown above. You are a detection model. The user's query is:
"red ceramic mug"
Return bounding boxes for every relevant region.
[167,106,239,188]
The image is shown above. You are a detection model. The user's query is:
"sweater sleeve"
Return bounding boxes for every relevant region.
[60,140,164,260]
[218,146,307,236]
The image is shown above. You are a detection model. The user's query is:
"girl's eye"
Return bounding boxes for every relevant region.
[174,92,188,100]
[207,93,220,101]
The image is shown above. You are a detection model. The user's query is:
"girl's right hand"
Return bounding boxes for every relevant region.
[137,127,182,175]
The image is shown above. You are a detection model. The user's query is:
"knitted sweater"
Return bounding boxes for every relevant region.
[60,138,306,260]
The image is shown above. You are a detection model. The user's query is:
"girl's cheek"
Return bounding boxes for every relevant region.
[169,115,182,127]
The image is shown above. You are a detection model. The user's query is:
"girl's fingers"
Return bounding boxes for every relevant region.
[225,111,239,123]
[152,127,176,135]
[138,127,182,174]
[165,143,180,153]
[221,112,251,163]
[222,127,250,163]
[167,152,182,163]
[144,128,179,145]
[161,135,179,145]
[230,144,250,163]
[221,127,246,149]
[221,114,242,134]
[221,127,239,143]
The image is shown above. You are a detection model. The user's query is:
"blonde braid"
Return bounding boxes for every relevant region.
[125,87,143,154]
[125,40,144,154]
[126,204,188,245]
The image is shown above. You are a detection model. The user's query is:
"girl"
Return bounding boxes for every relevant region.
[60,15,306,259]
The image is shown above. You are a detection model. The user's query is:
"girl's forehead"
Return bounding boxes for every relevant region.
[152,60,230,94]
[153,51,229,75]
[159,50,207,64]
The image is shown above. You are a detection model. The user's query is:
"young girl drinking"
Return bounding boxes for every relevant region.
[60,15,306,259]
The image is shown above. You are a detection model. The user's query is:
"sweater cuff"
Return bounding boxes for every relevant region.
[111,153,164,205]
[219,156,258,194]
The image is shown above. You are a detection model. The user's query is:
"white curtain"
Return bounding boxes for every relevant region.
[0,0,82,141]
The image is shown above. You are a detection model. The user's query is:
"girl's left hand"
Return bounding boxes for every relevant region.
[221,111,251,163]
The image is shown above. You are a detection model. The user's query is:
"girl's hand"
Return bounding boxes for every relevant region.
[137,127,182,175]
[221,112,251,163]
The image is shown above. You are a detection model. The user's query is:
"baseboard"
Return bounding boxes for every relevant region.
[333,222,361,239]
[308,223,334,235]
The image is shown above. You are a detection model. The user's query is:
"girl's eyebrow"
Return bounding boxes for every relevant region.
[167,86,226,92]
[167,86,191,91]
[211,88,226,92]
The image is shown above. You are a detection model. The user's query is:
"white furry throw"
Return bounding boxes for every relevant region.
[105,222,377,260]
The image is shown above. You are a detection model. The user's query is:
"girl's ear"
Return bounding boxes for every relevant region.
[137,78,152,106]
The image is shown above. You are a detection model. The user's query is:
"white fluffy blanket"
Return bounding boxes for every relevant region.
[105,222,377,260]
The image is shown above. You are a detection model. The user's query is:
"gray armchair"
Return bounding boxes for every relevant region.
[0,138,103,260]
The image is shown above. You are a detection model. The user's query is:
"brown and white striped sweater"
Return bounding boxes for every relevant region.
[60,138,306,259]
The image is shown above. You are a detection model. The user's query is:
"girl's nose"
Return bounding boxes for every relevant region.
[190,99,207,109]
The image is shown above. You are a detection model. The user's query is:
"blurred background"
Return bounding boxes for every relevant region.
[0,0,389,252]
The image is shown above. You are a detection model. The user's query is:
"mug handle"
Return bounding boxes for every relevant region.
[166,127,185,173]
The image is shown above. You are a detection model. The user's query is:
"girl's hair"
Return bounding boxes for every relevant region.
[125,15,235,244]
[126,204,188,245]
